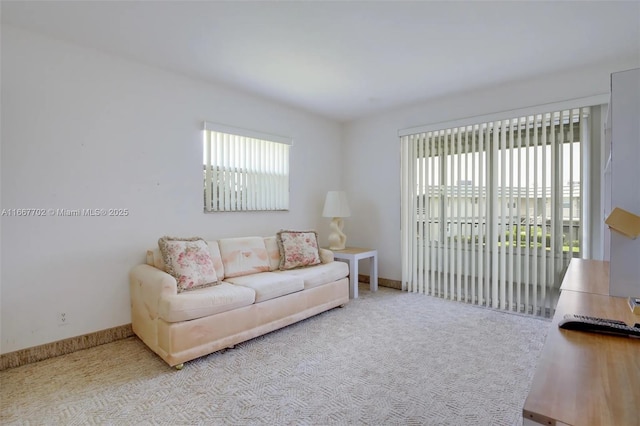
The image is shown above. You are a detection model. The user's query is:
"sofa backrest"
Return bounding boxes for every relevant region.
[146,236,279,279]
[217,237,270,278]
[263,236,281,272]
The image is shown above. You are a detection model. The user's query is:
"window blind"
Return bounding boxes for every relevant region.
[401,108,589,317]
[203,123,290,212]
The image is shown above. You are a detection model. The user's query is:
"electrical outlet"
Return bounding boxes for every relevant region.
[58,312,68,326]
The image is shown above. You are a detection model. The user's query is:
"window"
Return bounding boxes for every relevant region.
[401,107,590,317]
[203,123,291,212]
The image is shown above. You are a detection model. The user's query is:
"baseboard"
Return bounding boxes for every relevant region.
[0,324,134,371]
[358,274,402,290]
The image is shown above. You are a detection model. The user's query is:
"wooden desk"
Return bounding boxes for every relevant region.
[559,258,611,296]
[523,259,640,426]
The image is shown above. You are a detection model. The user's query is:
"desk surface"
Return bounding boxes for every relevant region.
[559,258,611,296]
[523,259,640,426]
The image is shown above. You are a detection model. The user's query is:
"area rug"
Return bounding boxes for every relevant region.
[0,285,549,425]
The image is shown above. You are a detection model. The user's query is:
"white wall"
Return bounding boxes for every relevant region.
[343,59,640,283]
[0,27,344,353]
[3,25,638,355]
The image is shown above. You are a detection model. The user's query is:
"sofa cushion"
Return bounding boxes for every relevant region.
[263,236,281,271]
[207,240,225,279]
[218,237,270,278]
[158,282,256,322]
[224,272,304,303]
[278,261,349,290]
[158,236,219,293]
[147,248,166,270]
[276,230,321,270]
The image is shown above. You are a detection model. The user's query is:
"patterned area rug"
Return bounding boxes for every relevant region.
[1,286,549,425]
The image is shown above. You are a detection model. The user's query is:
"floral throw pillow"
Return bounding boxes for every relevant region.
[158,236,218,293]
[277,230,321,270]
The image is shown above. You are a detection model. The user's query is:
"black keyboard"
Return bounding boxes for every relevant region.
[558,314,640,338]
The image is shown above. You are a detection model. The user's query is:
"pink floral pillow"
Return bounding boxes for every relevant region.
[158,236,218,293]
[277,230,321,270]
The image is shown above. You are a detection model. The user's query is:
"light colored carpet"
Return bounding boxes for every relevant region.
[1,285,549,425]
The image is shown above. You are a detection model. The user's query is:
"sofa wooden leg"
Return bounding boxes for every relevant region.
[339,304,347,308]
[174,363,184,370]
[228,345,235,349]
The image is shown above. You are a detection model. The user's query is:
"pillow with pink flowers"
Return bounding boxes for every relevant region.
[276,230,321,270]
[158,236,218,293]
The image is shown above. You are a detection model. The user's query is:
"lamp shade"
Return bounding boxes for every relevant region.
[322,191,351,218]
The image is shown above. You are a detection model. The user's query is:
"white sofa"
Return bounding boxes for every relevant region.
[129,234,350,368]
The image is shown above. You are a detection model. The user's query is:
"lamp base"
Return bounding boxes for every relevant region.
[328,242,346,251]
[328,217,347,250]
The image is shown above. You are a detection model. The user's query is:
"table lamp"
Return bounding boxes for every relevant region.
[322,191,351,250]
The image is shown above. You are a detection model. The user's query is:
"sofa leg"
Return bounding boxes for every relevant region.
[228,345,235,349]
[174,363,184,370]
[339,304,347,308]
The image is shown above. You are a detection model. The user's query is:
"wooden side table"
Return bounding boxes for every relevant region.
[330,247,378,298]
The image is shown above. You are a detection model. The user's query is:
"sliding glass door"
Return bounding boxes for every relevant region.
[401,108,589,317]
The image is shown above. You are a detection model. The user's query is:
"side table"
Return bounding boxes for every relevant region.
[330,247,378,298]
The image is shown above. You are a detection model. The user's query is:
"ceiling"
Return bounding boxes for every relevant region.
[2,1,639,122]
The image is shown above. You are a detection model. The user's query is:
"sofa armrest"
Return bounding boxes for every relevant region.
[129,264,178,320]
[319,248,334,263]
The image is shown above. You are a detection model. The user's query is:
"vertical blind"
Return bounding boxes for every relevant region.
[400,108,589,317]
[203,123,290,212]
